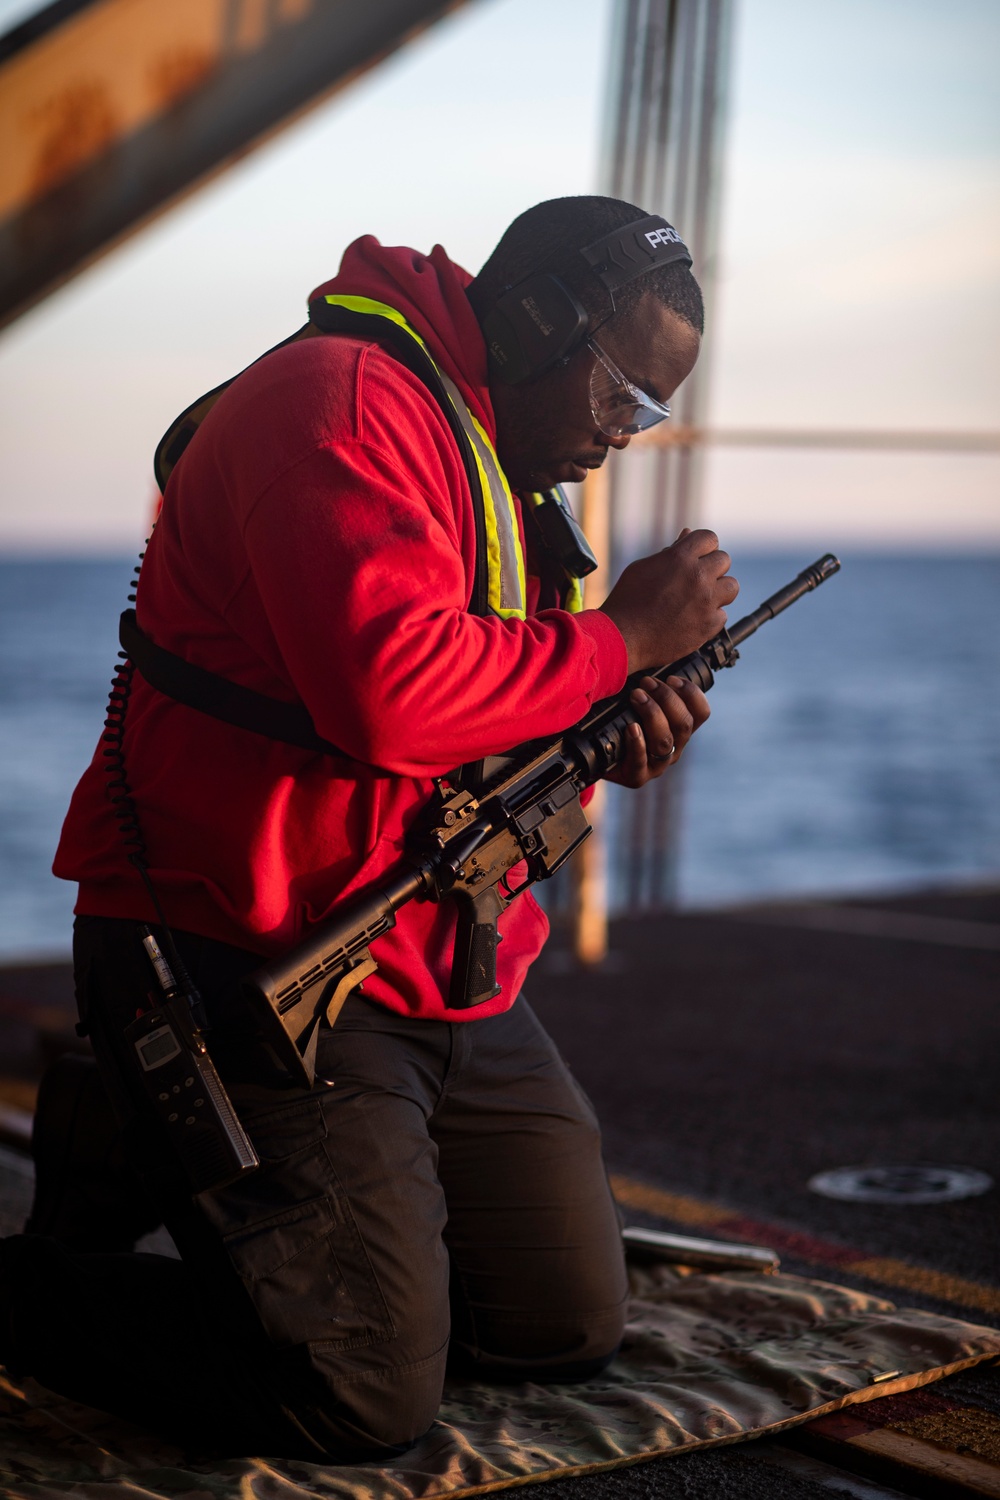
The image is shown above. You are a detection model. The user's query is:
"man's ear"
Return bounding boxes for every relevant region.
[478,276,589,386]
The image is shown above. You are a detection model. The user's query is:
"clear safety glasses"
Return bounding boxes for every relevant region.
[587,338,671,438]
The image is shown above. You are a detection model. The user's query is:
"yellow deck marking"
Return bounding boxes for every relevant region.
[610,1176,733,1228]
[847,1258,1000,1318]
[611,1174,1000,1318]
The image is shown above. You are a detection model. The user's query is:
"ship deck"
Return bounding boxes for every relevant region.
[1,882,997,1497]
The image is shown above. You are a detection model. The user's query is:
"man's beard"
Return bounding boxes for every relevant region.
[519,449,607,489]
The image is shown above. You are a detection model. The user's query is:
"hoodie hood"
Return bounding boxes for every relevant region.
[311,237,496,440]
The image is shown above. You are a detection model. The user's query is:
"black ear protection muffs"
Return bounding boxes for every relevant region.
[482,214,693,386]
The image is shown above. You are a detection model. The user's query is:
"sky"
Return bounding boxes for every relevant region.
[0,0,997,552]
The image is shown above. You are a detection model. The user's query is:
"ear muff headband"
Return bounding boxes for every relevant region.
[484,214,692,386]
[580,214,692,292]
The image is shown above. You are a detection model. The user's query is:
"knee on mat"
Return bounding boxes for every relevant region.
[286,1347,448,1460]
[342,1378,442,1454]
[449,1304,627,1386]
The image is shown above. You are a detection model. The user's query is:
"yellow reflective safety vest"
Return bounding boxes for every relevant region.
[155,295,586,623]
[312,294,527,621]
[139,297,594,776]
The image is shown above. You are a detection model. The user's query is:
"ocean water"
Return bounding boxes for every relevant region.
[668,553,1000,905]
[0,554,998,960]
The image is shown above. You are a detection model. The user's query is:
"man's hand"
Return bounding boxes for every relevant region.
[600,528,739,674]
[605,675,710,788]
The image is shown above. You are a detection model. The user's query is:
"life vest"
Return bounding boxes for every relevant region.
[123,298,596,766]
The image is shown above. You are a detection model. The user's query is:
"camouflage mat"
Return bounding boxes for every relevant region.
[1,1263,998,1500]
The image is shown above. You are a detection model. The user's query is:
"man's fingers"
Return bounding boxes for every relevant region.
[603,523,740,672]
[631,683,677,762]
[614,677,711,787]
[610,704,664,787]
[651,676,698,749]
[674,527,719,556]
[621,719,648,779]
[666,676,711,731]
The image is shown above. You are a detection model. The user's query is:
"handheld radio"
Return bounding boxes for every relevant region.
[125,928,259,1193]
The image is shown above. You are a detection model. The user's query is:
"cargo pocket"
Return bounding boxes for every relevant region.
[245,1095,327,1164]
[214,1097,396,1352]
[222,1193,390,1349]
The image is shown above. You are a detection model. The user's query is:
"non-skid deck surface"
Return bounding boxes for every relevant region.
[1,1262,998,1499]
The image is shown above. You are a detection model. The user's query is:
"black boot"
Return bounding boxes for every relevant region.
[24,1053,162,1251]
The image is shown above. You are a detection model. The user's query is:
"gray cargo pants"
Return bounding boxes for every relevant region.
[2,917,628,1461]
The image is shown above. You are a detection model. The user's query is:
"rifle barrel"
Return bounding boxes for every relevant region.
[726,553,840,648]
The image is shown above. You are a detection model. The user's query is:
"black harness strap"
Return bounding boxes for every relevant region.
[119,609,354,760]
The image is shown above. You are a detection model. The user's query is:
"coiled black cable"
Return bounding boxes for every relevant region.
[99,535,201,1009]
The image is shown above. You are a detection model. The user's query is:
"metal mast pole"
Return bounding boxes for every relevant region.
[572,0,733,957]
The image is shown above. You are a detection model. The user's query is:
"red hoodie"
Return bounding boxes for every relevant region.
[54,238,628,1021]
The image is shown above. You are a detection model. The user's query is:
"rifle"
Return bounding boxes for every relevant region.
[243,554,841,1086]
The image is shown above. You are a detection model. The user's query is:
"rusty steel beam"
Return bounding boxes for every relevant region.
[0,0,471,329]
